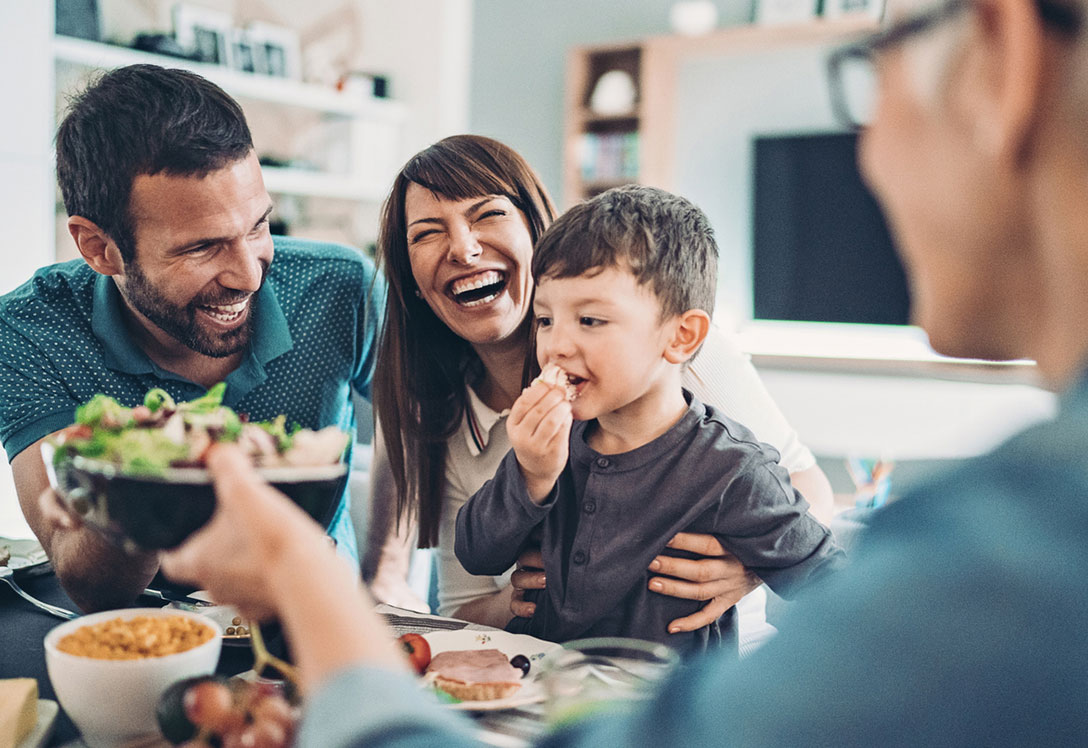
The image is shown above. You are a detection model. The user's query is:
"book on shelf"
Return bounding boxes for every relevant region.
[578,131,639,183]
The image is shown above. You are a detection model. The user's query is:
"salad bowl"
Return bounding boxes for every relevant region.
[43,383,351,552]
[45,446,348,551]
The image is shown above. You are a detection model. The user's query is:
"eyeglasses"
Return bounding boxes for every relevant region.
[827,0,1082,131]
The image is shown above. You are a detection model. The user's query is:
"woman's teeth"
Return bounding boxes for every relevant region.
[202,300,248,322]
[460,292,500,308]
[450,271,506,307]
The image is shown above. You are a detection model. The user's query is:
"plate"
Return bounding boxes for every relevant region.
[166,591,251,646]
[422,630,561,712]
[17,699,58,748]
[1,538,50,575]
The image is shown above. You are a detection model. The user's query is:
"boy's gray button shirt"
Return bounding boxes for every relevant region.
[456,391,846,652]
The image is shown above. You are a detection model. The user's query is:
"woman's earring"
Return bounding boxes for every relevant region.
[413,288,422,299]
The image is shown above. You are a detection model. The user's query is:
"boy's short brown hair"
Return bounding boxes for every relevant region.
[531,184,718,319]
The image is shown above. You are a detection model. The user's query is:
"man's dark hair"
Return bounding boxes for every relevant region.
[56,64,254,262]
[532,184,718,319]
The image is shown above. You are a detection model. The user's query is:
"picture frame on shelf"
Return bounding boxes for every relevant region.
[229,28,260,74]
[823,0,886,20]
[754,0,819,25]
[172,3,233,66]
[247,22,302,79]
[56,0,101,41]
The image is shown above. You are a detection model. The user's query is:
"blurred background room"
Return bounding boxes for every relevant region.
[0,0,1056,552]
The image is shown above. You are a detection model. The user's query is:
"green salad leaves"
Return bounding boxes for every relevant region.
[53,383,349,475]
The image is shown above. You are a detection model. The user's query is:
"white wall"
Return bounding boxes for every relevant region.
[672,42,838,324]
[0,3,53,537]
[1,2,55,295]
[469,0,753,198]
[466,7,1060,463]
[349,0,473,155]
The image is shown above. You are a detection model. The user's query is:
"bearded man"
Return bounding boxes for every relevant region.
[0,65,382,612]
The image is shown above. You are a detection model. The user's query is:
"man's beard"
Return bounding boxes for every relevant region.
[123,261,264,358]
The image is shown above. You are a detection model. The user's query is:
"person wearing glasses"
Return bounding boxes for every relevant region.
[162,0,1088,743]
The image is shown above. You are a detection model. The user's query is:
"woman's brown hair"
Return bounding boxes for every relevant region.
[373,134,556,548]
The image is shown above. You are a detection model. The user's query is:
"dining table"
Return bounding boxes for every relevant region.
[0,565,551,748]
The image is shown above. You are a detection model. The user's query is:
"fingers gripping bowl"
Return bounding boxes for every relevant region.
[44,384,350,551]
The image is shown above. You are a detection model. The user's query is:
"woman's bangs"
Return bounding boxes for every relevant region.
[405,151,515,206]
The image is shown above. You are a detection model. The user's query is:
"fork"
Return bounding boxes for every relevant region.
[0,565,79,620]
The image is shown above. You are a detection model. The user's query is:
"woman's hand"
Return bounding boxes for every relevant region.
[509,548,545,619]
[648,532,761,634]
[160,444,333,621]
[507,381,572,502]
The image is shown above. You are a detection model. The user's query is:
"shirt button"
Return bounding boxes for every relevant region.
[573,550,587,565]
[583,501,596,514]
[595,457,610,468]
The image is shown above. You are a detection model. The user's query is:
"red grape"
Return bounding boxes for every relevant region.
[183,681,244,734]
[173,678,296,748]
[250,694,296,731]
[237,718,287,748]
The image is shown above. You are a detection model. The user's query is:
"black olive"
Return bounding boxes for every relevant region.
[156,674,227,744]
[510,654,531,677]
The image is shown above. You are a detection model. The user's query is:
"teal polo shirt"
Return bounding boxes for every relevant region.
[0,236,384,561]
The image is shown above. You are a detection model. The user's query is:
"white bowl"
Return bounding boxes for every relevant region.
[44,607,222,747]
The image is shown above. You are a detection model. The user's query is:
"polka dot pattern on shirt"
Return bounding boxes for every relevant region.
[0,236,385,557]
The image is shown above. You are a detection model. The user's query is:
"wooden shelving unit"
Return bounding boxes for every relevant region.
[562,17,878,207]
[563,42,642,206]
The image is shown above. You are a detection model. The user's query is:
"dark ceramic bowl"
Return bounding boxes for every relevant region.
[44,446,348,551]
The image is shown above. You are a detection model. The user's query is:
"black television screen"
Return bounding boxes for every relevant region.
[752,132,910,326]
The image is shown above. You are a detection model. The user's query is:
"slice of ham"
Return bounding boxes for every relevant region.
[425,649,522,685]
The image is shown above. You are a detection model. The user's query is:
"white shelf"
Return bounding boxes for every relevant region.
[53,35,406,205]
[262,166,389,201]
[53,35,405,120]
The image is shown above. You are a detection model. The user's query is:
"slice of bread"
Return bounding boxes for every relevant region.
[426,649,523,702]
[431,675,521,702]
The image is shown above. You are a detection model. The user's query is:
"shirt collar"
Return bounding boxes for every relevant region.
[91,274,294,396]
[463,385,510,456]
[92,274,155,375]
[570,389,702,472]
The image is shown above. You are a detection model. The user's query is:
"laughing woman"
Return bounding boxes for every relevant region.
[364,134,833,633]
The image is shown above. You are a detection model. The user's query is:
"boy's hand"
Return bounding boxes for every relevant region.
[507,380,572,503]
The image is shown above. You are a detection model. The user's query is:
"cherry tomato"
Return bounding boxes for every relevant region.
[398,633,432,674]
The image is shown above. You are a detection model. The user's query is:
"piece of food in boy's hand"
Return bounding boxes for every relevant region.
[533,363,576,401]
[425,649,523,701]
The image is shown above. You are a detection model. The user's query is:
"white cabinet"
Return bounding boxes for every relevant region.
[1,2,54,294]
[51,34,408,258]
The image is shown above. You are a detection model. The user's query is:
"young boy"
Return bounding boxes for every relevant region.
[455,185,844,652]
